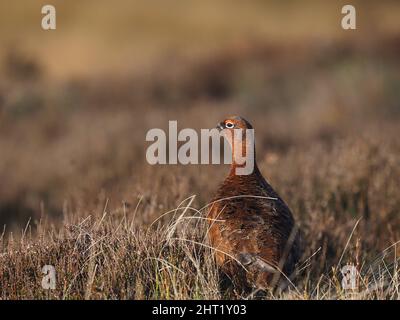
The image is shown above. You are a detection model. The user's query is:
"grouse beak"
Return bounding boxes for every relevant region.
[216,122,224,131]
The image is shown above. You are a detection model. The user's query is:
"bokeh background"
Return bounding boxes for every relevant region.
[0,0,399,236]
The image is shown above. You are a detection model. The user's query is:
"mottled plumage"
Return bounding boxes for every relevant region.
[207,116,301,292]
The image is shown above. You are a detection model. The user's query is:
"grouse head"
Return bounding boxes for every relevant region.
[216,116,256,176]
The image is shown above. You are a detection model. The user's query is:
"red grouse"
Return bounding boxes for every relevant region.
[207,116,301,293]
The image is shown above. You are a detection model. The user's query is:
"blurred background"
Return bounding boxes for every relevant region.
[0,0,399,238]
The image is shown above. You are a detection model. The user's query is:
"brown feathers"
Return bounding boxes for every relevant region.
[207,116,302,293]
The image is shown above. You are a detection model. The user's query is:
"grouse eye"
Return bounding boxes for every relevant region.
[225,121,234,129]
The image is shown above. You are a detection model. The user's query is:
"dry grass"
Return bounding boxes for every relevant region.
[0,2,400,300]
[1,154,399,300]
[1,108,399,299]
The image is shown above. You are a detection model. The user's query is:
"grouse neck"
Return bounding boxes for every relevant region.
[228,131,256,176]
[228,161,262,180]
